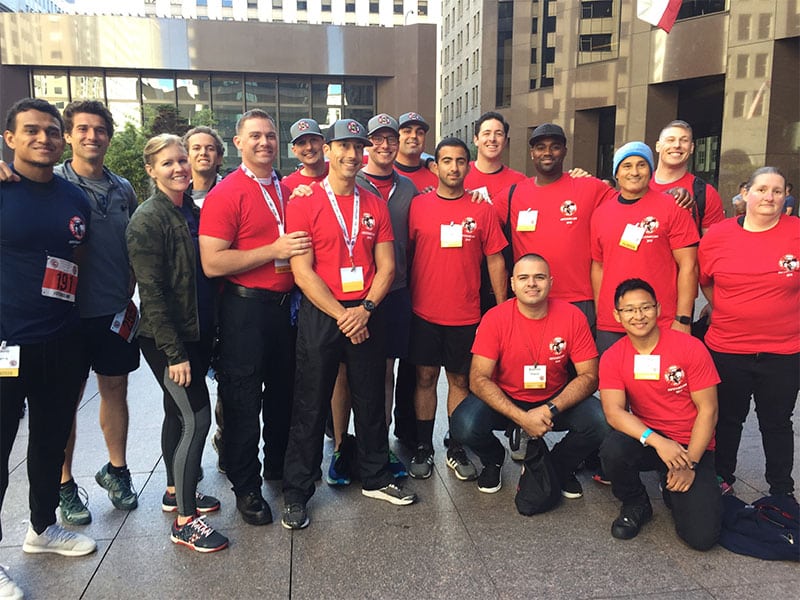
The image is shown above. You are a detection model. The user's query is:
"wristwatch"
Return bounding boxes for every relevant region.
[361,299,376,313]
[546,401,559,417]
[674,315,692,325]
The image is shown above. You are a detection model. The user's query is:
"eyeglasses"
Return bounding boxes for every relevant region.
[369,135,399,146]
[615,304,658,316]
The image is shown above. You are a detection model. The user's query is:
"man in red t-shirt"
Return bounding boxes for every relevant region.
[590,142,699,354]
[199,109,312,527]
[394,112,438,193]
[282,118,329,192]
[281,119,417,529]
[650,120,725,235]
[450,254,606,501]
[406,137,508,481]
[599,278,721,550]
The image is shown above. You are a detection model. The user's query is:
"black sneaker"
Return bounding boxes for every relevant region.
[477,463,502,493]
[361,483,418,505]
[235,491,273,526]
[281,503,309,530]
[611,502,653,540]
[162,490,221,514]
[170,515,229,553]
[446,444,477,481]
[560,473,583,499]
[409,444,434,479]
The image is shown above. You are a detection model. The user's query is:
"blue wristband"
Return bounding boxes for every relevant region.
[640,428,654,446]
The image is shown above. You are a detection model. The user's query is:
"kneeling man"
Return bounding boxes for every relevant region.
[451,254,607,497]
[599,278,722,550]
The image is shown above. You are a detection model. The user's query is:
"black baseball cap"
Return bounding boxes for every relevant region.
[528,123,567,146]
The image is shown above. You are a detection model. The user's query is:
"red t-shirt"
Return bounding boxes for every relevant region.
[282,166,328,192]
[494,175,616,302]
[590,189,700,332]
[363,173,394,202]
[409,192,508,325]
[199,167,294,292]
[472,298,598,404]
[464,162,525,206]
[599,327,720,449]
[650,172,725,231]
[394,161,438,192]
[699,215,800,354]
[286,182,393,301]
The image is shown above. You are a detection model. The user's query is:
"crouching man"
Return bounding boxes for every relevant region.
[450,253,608,499]
[599,278,722,550]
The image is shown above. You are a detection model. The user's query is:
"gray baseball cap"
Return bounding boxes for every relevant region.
[290,118,324,144]
[398,112,430,132]
[325,119,372,146]
[367,113,399,136]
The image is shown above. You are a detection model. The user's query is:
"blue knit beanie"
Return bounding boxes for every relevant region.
[613,141,654,176]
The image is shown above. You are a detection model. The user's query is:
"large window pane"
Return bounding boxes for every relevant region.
[141,75,178,133]
[32,70,69,111]
[106,73,141,129]
[244,76,277,111]
[278,78,310,170]
[312,80,342,129]
[176,75,211,125]
[211,76,243,172]
[70,72,105,102]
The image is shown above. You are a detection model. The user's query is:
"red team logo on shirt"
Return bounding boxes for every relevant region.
[664,365,685,387]
[778,254,799,274]
[549,337,567,355]
[69,216,86,241]
[560,200,577,217]
[361,213,375,230]
[462,217,477,233]
[640,216,659,234]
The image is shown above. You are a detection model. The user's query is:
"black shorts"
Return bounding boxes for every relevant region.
[81,314,141,377]
[382,287,412,360]
[407,314,477,375]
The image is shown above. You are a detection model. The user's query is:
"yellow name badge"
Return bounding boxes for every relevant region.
[340,266,365,293]
[440,223,463,248]
[0,343,21,377]
[523,364,547,389]
[274,258,292,274]
[619,223,645,251]
[633,354,661,380]
[516,209,539,232]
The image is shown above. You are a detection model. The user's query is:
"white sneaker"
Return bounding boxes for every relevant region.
[0,565,24,600]
[22,523,96,557]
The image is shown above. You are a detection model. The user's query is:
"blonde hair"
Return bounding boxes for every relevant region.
[143,133,185,167]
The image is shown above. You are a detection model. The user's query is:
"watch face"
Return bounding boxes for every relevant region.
[363,300,375,312]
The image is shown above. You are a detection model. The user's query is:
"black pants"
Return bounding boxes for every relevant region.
[216,290,294,496]
[600,430,722,551]
[710,350,799,495]
[283,299,393,505]
[140,336,211,517]
[0,330,85,537]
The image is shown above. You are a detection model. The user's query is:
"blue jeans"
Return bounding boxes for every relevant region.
[450,391,610,473]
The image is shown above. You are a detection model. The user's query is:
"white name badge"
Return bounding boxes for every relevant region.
[340,266,365,293]
[634,354,661,380]
[473,186,491,203]
[110,300,140,343]
[619,224,646,251]
[0,343,21,377]
[517,209,539,232]
[41,256,78,303]
[440,223,463,248]
[274,258,292,274]
[523,364,547,389]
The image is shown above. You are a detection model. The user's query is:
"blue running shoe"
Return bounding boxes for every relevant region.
[388,450,408,479]
[326,450,352,486]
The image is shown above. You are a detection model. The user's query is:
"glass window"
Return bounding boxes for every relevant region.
[580,1,613,19]
[176,75,211,125]
[278,78,311,170]
[579,34,612,52]
[210,76,243,172]
[32,70,69,110]
[495,0,513,107]
[244,77,277,111]
[312,80,342,129]
[141,76,177,133]
[106,73,142,129]
[70,72,105,102]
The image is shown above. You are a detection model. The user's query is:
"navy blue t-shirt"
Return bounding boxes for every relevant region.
[0,168,92,344]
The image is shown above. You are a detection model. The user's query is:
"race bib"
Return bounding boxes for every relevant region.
[110,301,140,343]
[517,209,539,232]
[523,364,547,389]
[41,256,78,302]
[440,223,463,248]
[619,224,645,251]
[274,258,292,274]
[340,266,365,293]
[634,354,661,380]
[0,343,20,377]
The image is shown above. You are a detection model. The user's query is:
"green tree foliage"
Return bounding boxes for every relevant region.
[145,104,190,137]
[105,122,150,203]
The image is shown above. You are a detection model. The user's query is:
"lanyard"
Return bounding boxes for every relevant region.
[241,165,285,235]
[322,177,360,267]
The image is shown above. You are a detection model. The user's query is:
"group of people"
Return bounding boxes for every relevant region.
[1,95,797,598]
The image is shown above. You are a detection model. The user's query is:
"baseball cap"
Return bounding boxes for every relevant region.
[290,118,323,144]
[528,123,567,146]
[367,113,399,136]
[398,112,430,132]
[612,141,654,176]
[325,119,372,146]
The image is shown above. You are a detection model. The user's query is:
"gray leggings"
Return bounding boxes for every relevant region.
[139,337,211,517]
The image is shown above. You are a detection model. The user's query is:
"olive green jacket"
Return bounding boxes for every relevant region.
[126,189,199,365]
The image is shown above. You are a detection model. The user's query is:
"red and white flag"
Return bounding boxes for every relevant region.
[637,0,682,33]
